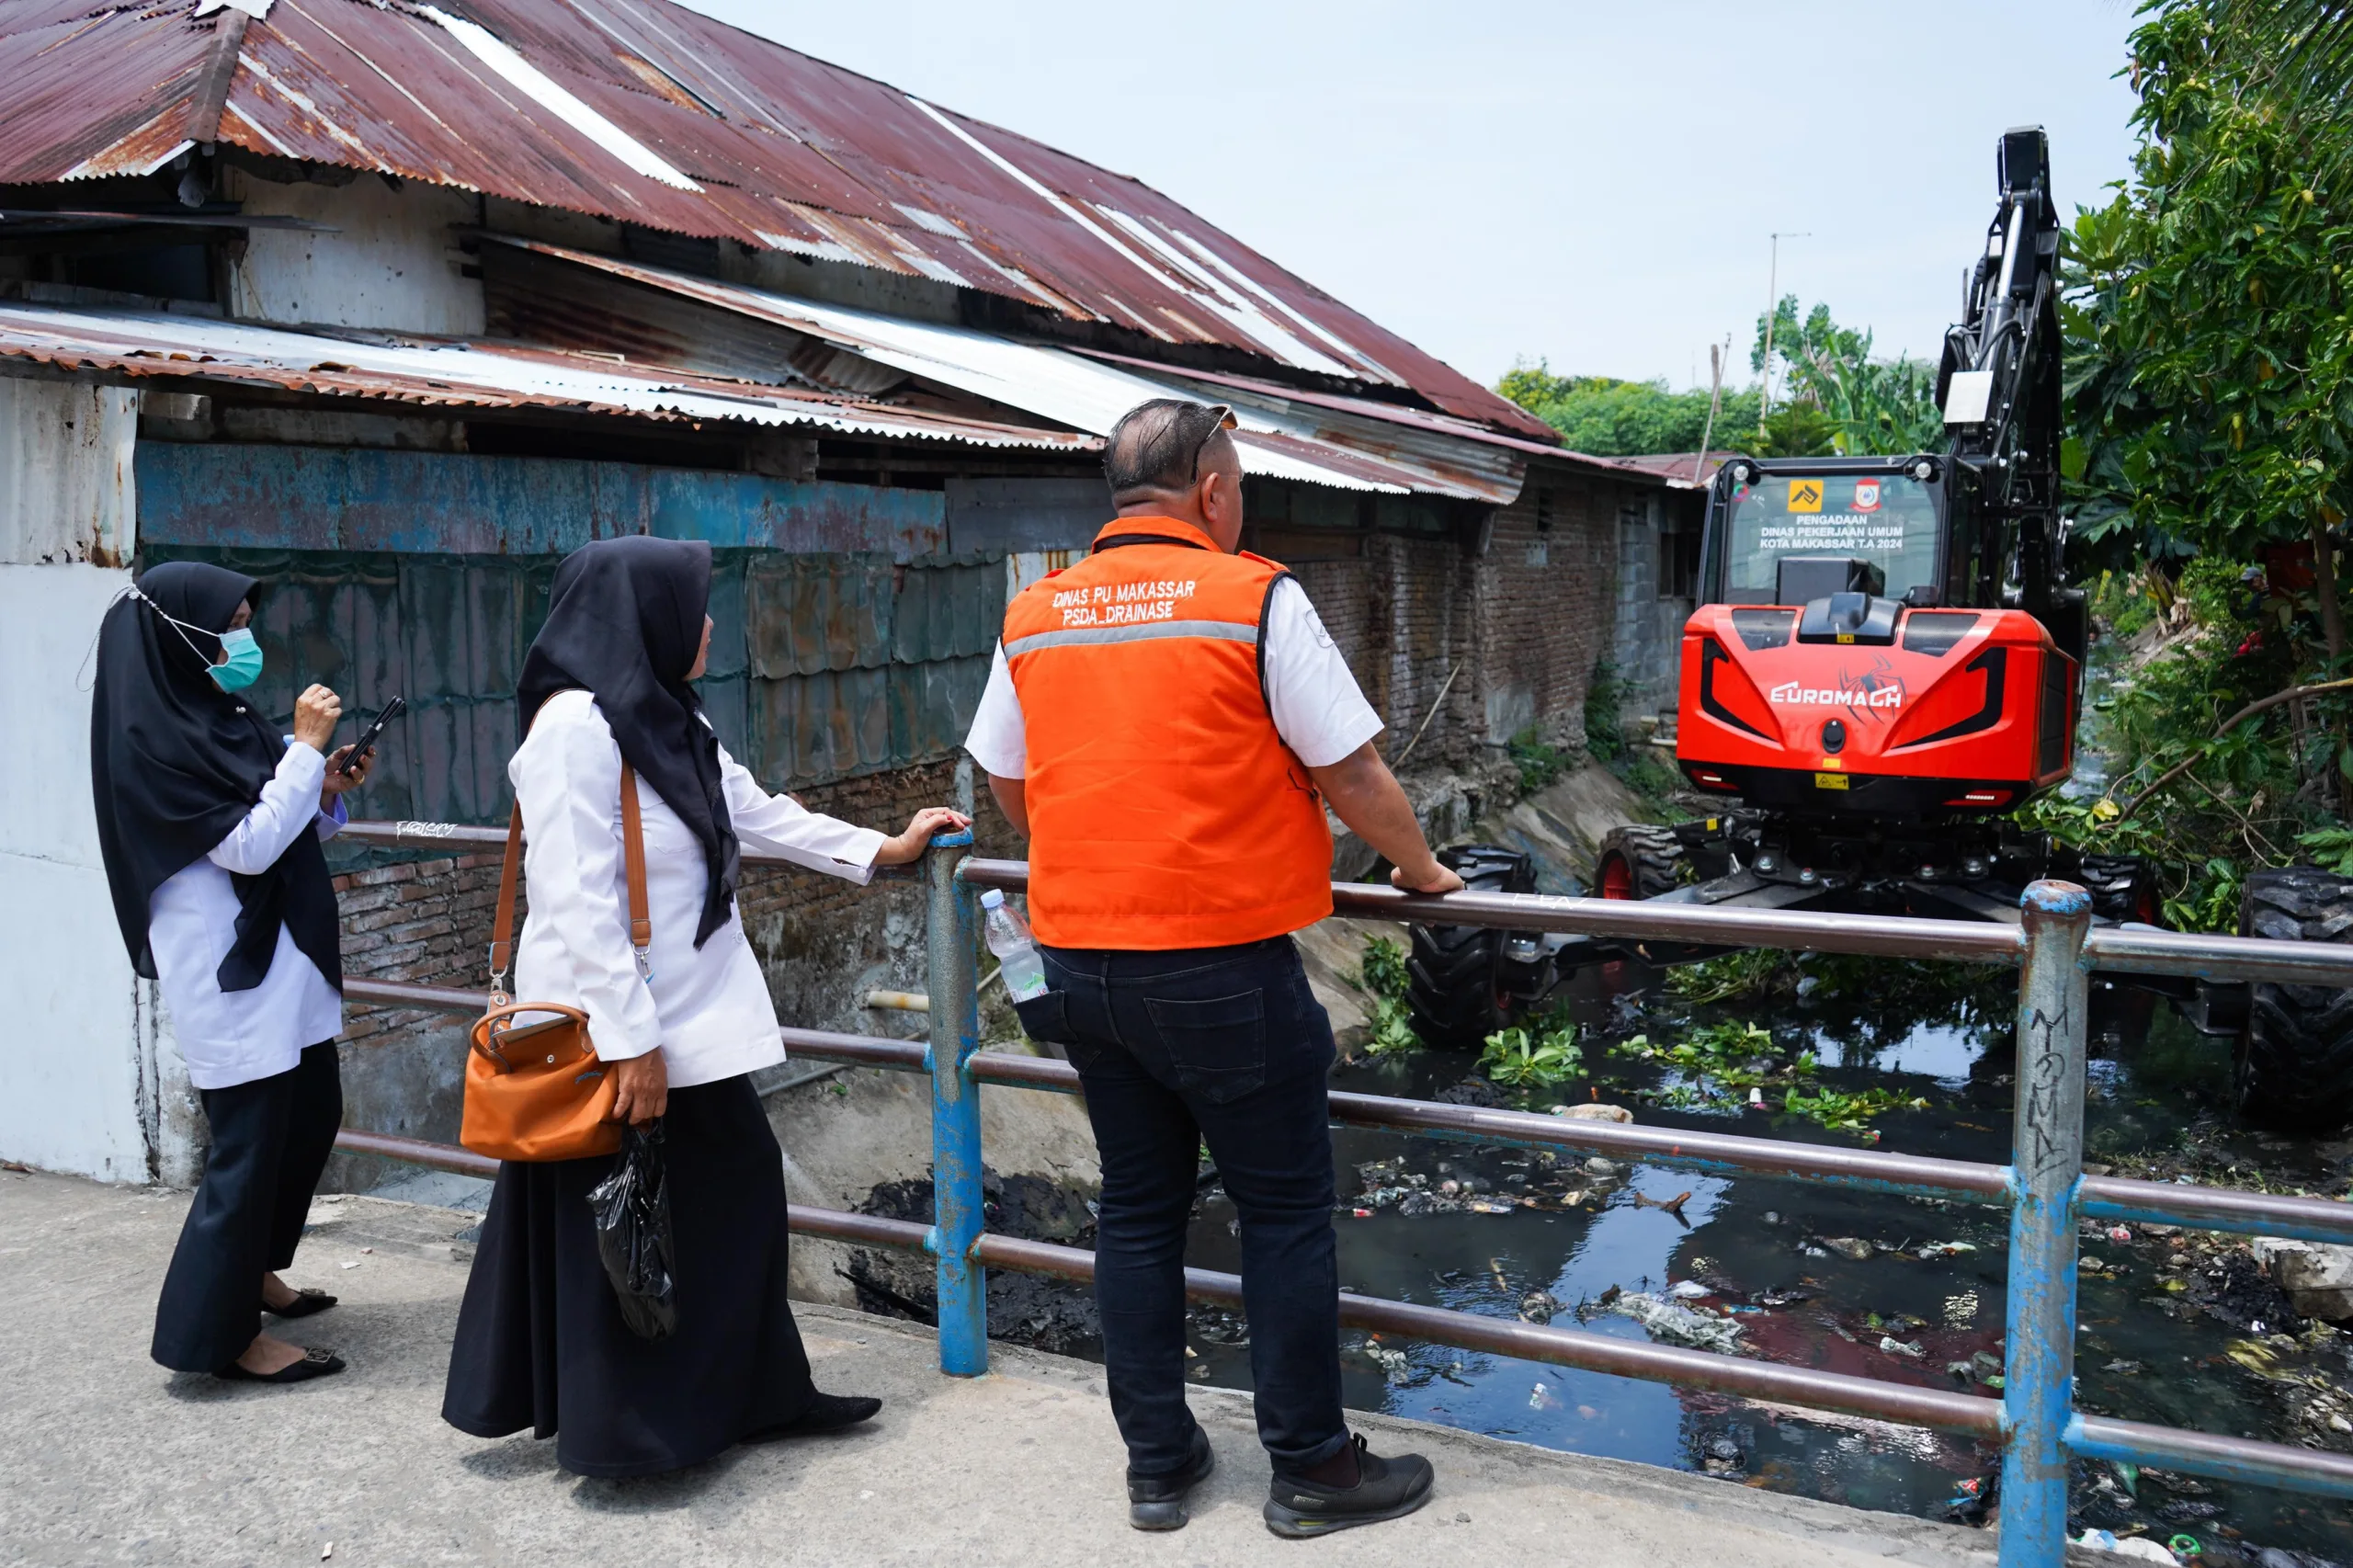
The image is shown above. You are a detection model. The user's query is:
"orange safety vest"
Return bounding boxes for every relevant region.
[1001,517,1335,950]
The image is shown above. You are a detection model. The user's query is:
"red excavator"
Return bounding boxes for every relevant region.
[1404,129,2353,1131]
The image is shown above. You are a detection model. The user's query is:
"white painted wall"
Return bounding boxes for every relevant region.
[0,378,198,1183]
[223,172,486,335]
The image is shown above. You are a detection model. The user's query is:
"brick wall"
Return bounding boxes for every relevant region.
[1279,462,1633,774]
[1472,468,1624,756]
[323,756,1001,1185]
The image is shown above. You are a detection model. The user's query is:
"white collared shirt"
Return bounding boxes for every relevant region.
[147,740,347,1092]
[963,577,1382,777]
[508,690,886,1089]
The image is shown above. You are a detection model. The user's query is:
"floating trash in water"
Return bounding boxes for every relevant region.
[1820,1236,1876,1261]
[1519,1289,1563,1324]
[1606,1291,1747,1355]
[1879,1335,1927,1358]
[1667,1279,1711,1300]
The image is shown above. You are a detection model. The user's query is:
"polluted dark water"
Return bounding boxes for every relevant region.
[1165,959,2353,1561]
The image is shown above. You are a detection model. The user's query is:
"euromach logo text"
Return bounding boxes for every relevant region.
[1768,681,1904,709]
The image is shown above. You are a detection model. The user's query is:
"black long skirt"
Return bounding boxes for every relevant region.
[440,1074,817,1477]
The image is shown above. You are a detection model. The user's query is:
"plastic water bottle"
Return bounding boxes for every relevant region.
[980,889,1048,1002]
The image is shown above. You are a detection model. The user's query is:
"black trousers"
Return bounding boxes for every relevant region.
[1031,936,1348,1478]
[441,1074,817,1478]
[151,1042,344,1372]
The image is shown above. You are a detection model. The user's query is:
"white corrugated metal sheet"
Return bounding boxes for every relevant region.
[483,237,1533,504]
[0,376,136,565]
[0,304,1096,452]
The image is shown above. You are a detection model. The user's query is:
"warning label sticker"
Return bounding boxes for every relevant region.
[1787,479,1824,513]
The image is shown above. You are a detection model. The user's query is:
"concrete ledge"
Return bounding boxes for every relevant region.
[0,1169,2015,1566]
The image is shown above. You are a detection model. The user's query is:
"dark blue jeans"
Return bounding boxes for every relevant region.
[1029,936,1347,1478]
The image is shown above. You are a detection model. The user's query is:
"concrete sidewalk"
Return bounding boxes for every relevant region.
[0,1168,2007,1568]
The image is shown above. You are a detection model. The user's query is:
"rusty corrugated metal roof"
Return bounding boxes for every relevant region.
[0,301,1097,448]
[477,235,1529,503]
[1609,449,1733,489]
[0,0,1557,443]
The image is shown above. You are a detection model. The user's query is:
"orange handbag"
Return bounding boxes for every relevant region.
[459,765,652,1164]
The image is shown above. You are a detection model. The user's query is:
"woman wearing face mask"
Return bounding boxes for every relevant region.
[89,562,375,1384]
[441,535,967,1477]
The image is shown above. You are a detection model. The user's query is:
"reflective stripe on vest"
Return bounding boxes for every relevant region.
[1002,517,1333,950]
[1002,619,1258,658]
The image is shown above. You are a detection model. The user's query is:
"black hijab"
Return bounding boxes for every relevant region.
[518,537,739,948]
[90,562,343,994]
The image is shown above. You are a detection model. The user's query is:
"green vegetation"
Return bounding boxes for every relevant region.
[1780,1085,1927,1138]
[1582,660,1627,762]
[1495,365,1757,457]
[1498,297,1936,464]
[1608,1019,1931,1138]
[1614,1020,1791,1086]
[1665,948,1791,1006]
[1478,1007,1583,1087]
[1508,725,1575,792]
[1750,297,1942,458]
[1353,937,1424,1057]
[2042,0,2353,922]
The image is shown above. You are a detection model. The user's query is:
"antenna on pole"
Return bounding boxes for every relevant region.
[1757,231,1811,434]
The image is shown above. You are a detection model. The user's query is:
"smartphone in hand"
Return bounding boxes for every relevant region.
[341,694,405,777]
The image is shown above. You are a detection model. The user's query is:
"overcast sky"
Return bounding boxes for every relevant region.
[679,1,2143,394]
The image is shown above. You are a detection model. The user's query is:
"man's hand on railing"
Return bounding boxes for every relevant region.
[1391,858,1466,895]
[1306,742,1463,895]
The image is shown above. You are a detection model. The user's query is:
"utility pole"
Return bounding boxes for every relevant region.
[1692,335,1729,487]
[1757,231,1810,434]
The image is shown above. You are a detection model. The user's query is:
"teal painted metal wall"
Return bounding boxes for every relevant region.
[136,446,1000,824]
[137,443,949,557]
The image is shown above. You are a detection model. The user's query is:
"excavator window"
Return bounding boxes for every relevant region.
[1714,471,1943,607]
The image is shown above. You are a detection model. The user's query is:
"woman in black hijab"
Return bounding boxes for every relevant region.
[443,536,966,1477]
[90,561,375,1383]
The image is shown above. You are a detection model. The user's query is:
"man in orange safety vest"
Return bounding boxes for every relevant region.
[964,398,1464,1538]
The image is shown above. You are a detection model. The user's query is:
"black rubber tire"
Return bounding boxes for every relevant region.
[1404,846,1537,1051]
[1595,824,1686,901]
[2078,854,2162,926]
[2235,866,2353,1134]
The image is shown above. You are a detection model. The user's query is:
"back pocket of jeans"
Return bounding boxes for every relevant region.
[1142,989,1265,1104]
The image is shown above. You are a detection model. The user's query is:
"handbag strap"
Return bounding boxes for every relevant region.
[486,762,651,997]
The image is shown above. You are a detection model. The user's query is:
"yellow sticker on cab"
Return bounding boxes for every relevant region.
[1814,772,1849,790]
[1788,478,1824,513]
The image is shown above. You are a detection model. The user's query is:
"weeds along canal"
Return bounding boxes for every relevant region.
[1165,958,2353,1562]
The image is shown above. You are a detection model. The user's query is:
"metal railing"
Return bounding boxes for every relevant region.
[333,820,2353,1563]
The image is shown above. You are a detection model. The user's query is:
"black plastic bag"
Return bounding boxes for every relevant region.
[585,1120,676,1340]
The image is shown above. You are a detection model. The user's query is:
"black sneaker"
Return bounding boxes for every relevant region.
[1128,1426,1215,1531]
[1263,1433,1434,1539]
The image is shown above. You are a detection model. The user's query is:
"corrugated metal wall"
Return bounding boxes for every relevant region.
[141,544,1003,823]
[137,443,950,557]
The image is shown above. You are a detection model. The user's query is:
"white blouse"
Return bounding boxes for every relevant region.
[147,740,347,1092]
[508,690,887,1088]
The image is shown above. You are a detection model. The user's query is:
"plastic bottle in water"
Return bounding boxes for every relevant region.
[980,889,1049,1002]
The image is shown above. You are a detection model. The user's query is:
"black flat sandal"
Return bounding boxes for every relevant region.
[261,1289,337,1319]
[217,1347,346,1384]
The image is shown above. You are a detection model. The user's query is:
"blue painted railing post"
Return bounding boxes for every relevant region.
[1999,880,2092,1567]
[925,828,987,1375]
